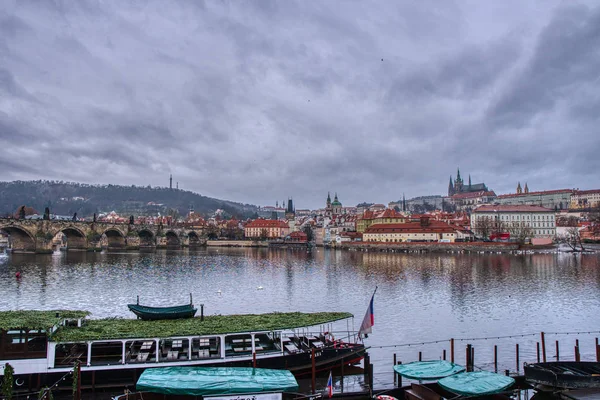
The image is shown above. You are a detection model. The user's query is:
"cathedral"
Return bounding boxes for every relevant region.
[448,168,489,196]
[325,192,343,217]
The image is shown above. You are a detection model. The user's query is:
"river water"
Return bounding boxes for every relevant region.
[1,247,600,389]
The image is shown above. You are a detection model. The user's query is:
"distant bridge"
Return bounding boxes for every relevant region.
[0,218,206,253]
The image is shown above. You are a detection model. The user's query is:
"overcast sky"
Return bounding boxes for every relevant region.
[1,1,599,209]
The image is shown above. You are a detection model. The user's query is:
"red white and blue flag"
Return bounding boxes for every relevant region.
[327,371,333,398]
[358,288,377,338]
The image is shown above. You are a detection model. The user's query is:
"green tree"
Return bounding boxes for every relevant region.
[2,362,14,400]
[302,224,314,242]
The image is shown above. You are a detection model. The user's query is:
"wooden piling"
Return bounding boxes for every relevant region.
[536,342,540,363]
[443,349,446,361]
[516,344,520,372]
[253,352,257,368]
[471,346,475,371]
[466,344,472,372]
[575,346,580,362]
[596,338,600,362]
[556,340,560,361]
[419,351,422,361]
[397,361,402,388]
[393,354,397,387]
[541,332,547,362]
[311,348,316,394]
[451,338,455,363]
[494,345,498,373]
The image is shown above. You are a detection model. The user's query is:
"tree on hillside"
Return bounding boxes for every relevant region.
[302,224,314,242]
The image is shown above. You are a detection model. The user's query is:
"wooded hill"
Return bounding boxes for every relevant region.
[0,181,257,219]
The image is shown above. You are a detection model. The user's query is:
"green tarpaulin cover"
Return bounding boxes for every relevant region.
[438,371,515,396]
[393,360,466,380]
[136,367,299,396]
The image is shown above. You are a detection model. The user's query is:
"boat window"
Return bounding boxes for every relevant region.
[1,329,48,360]
[225,334,253,357]
[254,332,280,353]
[126,340,156,364]
[192,337,220,360]
[90,341,123,366]
[159,338,189,362]
[55,343,88,367]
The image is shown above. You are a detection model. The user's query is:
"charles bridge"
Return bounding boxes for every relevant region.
[0,218,206,253]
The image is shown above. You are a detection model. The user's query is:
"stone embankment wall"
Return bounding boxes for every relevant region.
[340,242,526,253]
[206,240,268,247]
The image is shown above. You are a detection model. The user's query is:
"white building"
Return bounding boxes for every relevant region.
[471,205,556,239]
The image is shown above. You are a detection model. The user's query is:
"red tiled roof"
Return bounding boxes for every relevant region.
[497,189,572,198]
[290,231,307,239]
[451,191,496,199]
[473,205,553,213]
[365,221,456,234]
[245,218,289,228]
[374,208,404,219]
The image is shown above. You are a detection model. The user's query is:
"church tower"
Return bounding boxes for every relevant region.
[468,174,472,190]
[286,198,295,220]
[524,183,529,194]
[517,182,522,194]
[332,193,343,215]
[454,168,464,193]
[325,192,333,218]
[448,176,454,196]
[169,174,172,190]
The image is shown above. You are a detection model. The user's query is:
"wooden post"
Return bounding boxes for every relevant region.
[471,346,475,372]
[253,352,256,368]
[397,361,403,388]
[393,353,397,387]
[575,346,580,362]
[556,340,560,361]
[76,361,82,400]
[443,349,446,361]
[516,344,520,372]
[466,344,472,372]
[450,338,454,363]
[364,352,370,388]
[419,351,422,361]
[311,348,316,394]
[340,356,344,394]
[537,342,540,363]
[494,345,498,373]
[596,338,599,362]
[541,332,547,363]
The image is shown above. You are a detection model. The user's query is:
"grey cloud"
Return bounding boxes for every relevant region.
[0,0,598,208]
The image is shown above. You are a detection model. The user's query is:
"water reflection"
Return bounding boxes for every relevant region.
[1,248,600,387]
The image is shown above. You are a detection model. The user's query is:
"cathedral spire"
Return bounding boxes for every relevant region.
[457,168,461,181]
[402,193,406,212]
[448,176,454,196]
[468,174,472,188]
[517,182,522,194]
[524,182,529,193]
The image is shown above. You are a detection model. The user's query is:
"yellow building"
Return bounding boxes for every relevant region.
[357,209,407,233]
[570,189,600,209]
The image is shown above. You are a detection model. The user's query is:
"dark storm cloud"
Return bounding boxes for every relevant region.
[0,0,598,208]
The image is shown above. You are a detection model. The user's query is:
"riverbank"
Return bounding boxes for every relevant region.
[339,241,557,253]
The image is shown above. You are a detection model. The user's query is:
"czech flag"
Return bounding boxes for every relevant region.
[358,290,376,338]
[327,371,333,398]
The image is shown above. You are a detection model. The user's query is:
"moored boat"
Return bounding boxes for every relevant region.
[127,295,197,320]
[524,362,600,390]
[0,309,366,394]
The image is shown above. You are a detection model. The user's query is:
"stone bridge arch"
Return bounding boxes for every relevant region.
[187,231,202,247]
[137,229,156,248]
[50,226,88,251]
[103,228,126,250]
[165,231,181,247]
[0,224,36,253]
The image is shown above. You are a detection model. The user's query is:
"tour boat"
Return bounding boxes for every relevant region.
[0,310,366,394]
[524,362,600,390]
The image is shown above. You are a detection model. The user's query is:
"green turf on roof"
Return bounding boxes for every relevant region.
[53,312,352,342]
[0,310,90,331]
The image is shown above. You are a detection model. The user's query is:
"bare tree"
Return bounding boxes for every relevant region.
[507,222,533,245]
[259,228,269,241]
[558,226,585,251]
[473,216,493,240]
